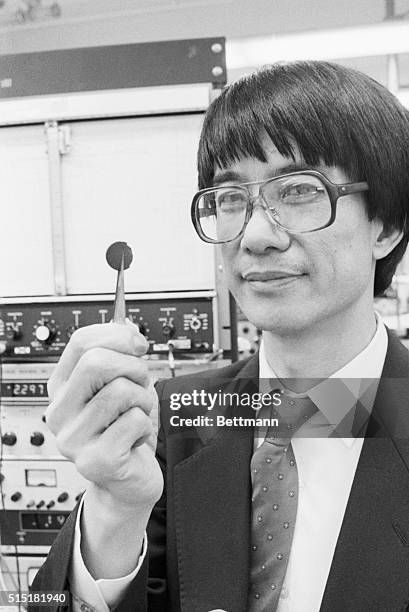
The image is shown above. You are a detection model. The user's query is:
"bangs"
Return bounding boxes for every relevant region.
[197,63,364,189]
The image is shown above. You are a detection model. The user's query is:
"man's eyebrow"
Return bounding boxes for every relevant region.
[212,163,323,187]
[212,170,243,187]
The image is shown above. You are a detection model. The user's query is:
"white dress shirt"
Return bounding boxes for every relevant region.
[69,313,388,611]
[70,495,146,611]
[258,314,387,611]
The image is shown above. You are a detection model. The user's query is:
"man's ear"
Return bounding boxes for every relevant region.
[373,224,404,261]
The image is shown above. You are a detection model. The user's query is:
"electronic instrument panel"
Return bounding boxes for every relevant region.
[0,294,217,592]
[0,296,215,359]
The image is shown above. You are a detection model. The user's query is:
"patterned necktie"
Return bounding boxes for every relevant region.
[248,394,317,611]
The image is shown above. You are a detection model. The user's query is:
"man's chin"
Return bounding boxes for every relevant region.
[233,292,314,335]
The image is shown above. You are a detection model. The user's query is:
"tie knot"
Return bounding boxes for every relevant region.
[269,392,318,439]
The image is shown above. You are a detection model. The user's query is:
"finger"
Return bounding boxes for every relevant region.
[84,378,156,431]
[52,378,156,442]
[48,322,148,398]
[46,349,151,428]
[148,380,160,436]
[74,408,155,483]
[101,406,154,452]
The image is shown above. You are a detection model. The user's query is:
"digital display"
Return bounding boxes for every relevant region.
[25,469,57,487]
[1,382,47,397]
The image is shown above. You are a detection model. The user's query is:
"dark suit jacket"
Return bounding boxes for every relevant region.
[31,330,409,612]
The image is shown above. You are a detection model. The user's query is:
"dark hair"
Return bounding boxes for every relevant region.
[197,61,409,296]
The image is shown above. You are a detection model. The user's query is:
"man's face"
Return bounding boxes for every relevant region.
[218,138,383,334]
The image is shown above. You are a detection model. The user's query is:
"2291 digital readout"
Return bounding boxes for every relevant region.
[1,382,48,397]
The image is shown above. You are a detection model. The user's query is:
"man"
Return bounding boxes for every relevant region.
[32,61,409,611]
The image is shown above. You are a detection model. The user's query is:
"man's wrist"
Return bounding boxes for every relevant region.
[79,485,150,579]
[83,483,153,526]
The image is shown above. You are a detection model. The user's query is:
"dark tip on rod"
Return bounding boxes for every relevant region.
[106,241,133,271]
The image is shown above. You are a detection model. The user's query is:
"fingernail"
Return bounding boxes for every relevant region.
[134,333,148,352]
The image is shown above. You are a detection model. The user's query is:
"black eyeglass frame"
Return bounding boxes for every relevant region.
[191,169,369,244]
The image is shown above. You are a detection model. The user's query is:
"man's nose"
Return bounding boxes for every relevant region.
[240,197,291,253]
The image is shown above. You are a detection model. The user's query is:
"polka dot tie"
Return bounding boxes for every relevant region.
[248,395,317,611]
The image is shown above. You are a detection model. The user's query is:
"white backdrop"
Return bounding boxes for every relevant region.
[61,113,214,293]
[0,125,55,296]
[0,113,215,297]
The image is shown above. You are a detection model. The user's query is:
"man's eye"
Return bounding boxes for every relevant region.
[217,191,247,209]
[280,183,323,202]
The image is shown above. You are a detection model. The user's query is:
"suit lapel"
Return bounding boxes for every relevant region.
[172,334,409,610]
[173,356,258,612]
[321,332,409,610]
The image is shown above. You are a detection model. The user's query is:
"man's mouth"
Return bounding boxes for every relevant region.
[242,270,305,282]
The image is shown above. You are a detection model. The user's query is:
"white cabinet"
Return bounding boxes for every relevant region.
[0,125,54,297]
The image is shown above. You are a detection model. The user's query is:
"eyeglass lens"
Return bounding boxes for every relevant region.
[197,174,332,241]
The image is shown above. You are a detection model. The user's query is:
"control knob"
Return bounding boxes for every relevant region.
[35,323,56,345]
[10,492,22,502]
[0,341,11,356]
[162,321,175,338]
[57,492,69,503]
[30,431,45,446]
[189,316,202,331]
[5,323,21,341]
[2,432,17,446]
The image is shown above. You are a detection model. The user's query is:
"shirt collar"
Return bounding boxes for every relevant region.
[259,312,388,447]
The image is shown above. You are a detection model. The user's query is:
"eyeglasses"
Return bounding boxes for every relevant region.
[191,170,369,244]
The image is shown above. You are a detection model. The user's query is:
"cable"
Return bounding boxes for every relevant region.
[167,342,176,378]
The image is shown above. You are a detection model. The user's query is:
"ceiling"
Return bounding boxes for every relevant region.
[0,0,408,86]
[0,0,234,26]
[1,0,408,38]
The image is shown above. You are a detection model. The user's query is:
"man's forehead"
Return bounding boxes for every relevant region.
[211,131,350,185]
[213,134,300,177]
[212,158,339,186]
